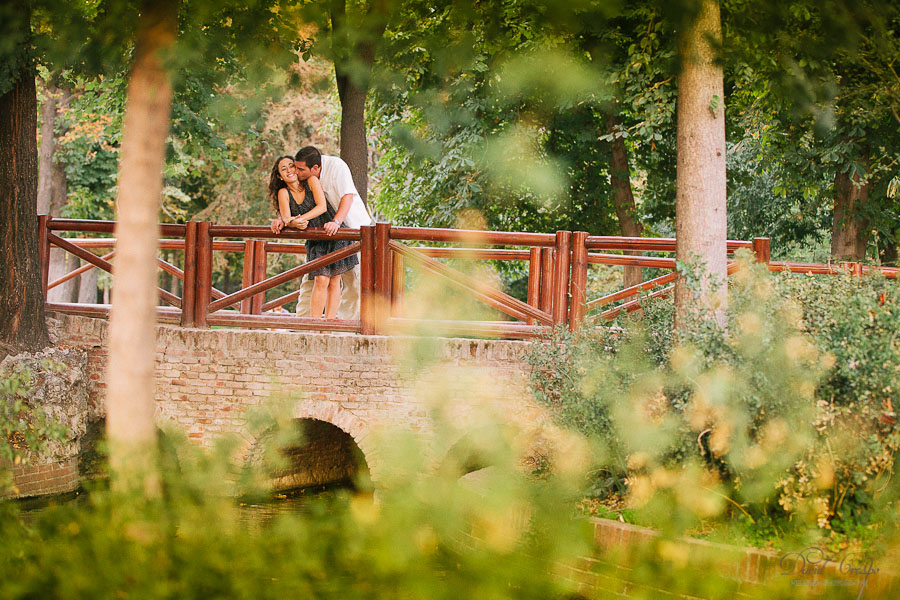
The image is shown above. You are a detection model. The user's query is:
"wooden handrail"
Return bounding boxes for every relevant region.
[48,251,115,290]
[598,284,674,321]
[48,218,185,236]
[587,271,677,311]
[48,233,181,308]
[768,261,898,279]
[207,242,361,313]
[59,238,252,252]
[43,215,900,339]
[156,257,226,300]
[208,224,359,241]
[389,240,553,325]
[585,236,754,252]
[391,226,556,246]
[596,262,742,320]
[587,253,676,268]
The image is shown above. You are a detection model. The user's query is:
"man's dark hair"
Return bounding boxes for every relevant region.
[295,146,322,169]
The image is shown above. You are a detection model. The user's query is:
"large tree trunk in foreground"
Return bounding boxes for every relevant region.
[674,0,727,329]
[830,162,871,261]
[0,5,50,353]
[106,0,177,491]
[606,114,644,289]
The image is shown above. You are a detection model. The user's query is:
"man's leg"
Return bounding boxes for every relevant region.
[336,262,361,320]
[294,274,318,317]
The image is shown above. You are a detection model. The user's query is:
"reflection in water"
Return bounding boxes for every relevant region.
[12,489,87,524]
[238,480,354,524]
[13,480,356,526]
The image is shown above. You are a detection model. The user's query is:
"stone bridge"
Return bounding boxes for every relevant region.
[18,313,552,497]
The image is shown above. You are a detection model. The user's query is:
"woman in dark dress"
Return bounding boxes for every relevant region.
[268,156,358,319]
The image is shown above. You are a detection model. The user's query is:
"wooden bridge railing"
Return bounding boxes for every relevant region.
[38,216,899,339]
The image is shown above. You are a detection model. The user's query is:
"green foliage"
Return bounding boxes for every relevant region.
[527,257,900,541]
[370,3,679,237]
[0,2,32,96]
[0,363,68,472]
[725,0,900,258]
[777,270,900,528]
[0,411,595,600]
[2,357,893,598]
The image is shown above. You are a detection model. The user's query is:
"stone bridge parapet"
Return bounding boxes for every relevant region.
[45,313,550,490]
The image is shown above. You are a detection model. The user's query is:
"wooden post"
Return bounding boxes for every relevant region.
[38,214,51,300]
[251,239,267,314]
[539,247,554,313]
[194,221,212,328]
[374,222,391,331]
[360,225,376,335]
[752,237,770,265]
[569,231,589,330]
[551,231,571,326]
[240,240,255,315]
[526,247,542,325]
[391,253,404,317]
[180,221,198,327]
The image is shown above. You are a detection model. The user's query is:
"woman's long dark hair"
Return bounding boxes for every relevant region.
[268,155,296,214]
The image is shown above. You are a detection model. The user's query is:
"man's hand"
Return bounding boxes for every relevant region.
[270,216,285,234]
[323,221,340,236]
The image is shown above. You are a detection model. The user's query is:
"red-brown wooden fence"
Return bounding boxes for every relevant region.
[38,216,899,339]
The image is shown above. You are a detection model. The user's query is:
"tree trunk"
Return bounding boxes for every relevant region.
[878,239,898,266]
[335,67,370,206]
[0,5,50,353]
[329,0,386,207]
[40,81,78,303]
[674,0,727,329]
[37,80,57,216]
[78,266,98,304]
[830,163,870,260]
[606,114,644,289]
[47,252,77,303]
[105,0,178,491]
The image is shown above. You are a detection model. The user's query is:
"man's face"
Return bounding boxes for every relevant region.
[294,160,320,181]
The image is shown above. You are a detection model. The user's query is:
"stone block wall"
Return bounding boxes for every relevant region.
[2,337,98,499]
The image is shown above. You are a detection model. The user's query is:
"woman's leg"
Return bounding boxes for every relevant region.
[311,275,330,318]
[324,275,342,319]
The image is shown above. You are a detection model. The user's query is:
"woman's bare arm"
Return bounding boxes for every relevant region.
[295,176,328,222]
[277,189,306,229]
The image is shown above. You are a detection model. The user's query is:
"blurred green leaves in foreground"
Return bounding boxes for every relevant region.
[529,253,900,559]
[0,405,598,599]
[3,255,900,598]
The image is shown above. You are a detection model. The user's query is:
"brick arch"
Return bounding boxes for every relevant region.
[292,401,381,482]
[434,423,516,478]
[236,401,382,486]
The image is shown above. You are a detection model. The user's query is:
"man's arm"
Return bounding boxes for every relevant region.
[323,194,354,236]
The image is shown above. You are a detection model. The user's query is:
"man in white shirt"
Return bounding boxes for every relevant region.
[270,146,373,320]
